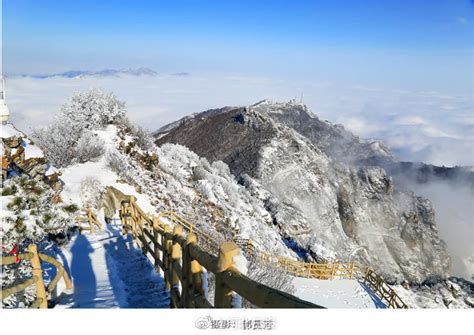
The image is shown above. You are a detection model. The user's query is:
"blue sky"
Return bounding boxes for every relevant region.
[2,1,473,278]
[3,0,473,93]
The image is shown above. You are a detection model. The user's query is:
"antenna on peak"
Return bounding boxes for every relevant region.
[300,92,303,103]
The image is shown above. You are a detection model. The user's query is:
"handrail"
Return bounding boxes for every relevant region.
[76,208,102,234]
[1,276,40,300]
[235,238,407,308]
[118,195,322,308]
[107,186,406,308]
[38,253,73,293]
[1,252,34,265]
[1,244,73,308]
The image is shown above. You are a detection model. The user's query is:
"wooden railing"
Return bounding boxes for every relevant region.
[145,212,406,308]
[1,244,72,308]
[363,269,407,309]
[235,238,367,279]
[118,196,322,308]
[76,208,102,234]
[108,186,406,308]
[234,238,408,308]
[160,210,220,249]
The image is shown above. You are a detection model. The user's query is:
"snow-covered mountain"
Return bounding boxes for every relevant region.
[249,99,394,166]
[92,125,296,259]
[5,89,471,308]
[155,100,451,284]
[20,68,159,79]
[55,123,302,297]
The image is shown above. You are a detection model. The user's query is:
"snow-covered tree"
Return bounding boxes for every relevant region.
[128,124,154,151]
[33,88,126,167]
[1,176,75,246]
[75,131,105,163]
[32,114,81,167]
[80,176,104,209]
[105,149,128,174]
[1,176,77,308]
[60,88,126,132]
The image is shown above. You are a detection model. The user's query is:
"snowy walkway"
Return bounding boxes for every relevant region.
[56,220,169,308]
[52,217,384,309]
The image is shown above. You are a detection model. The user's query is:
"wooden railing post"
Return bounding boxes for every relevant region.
[152,216,161,273]
[90,210,101,231]
[87,208,92,234]
[186,233,208,308]
[87,208,96,234]
[162,224,172,290]
[183,232,196,308]
[119,206,127,236]
[28,244,48,308]
[125,203,131,235]
[135,211,146,255]
[129,196,138,241]
[214,242,240,308]
[331,263,336,278]
[192,260,205,305]
[170,226,183,308]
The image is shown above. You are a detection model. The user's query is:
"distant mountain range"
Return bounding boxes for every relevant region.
[15,68,190,79]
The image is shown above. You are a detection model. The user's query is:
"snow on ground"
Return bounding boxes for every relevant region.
[60,125,155,213]
[293,277,386,308]
[45,164,58,176]
[93,124,120,147]
[22,141,43,159]
[392,281,474,309]
[1,122,44,159]
[51,124,170,308]
[56,216,169,308]
[60,158,118,205]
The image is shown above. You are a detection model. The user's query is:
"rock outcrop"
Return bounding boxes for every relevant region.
[2,123,62,190]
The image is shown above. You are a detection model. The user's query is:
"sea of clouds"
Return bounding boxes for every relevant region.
[7,73,473,167]
[5,74,473,279]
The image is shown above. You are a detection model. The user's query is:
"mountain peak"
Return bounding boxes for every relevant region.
[249,99,315,118]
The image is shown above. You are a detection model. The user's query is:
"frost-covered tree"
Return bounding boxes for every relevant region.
[1,176,77,308]
[60,88,126,132]
[129,124,154,151]
[33,88,126,167]
[105,149,128,174]
[32,115,81,167]
[80,176,104,209]
[75,131,105,163]
[1,176,75,247]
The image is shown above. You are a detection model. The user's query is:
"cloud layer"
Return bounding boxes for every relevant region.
[6,74,474,167]
[5,74,473,279]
